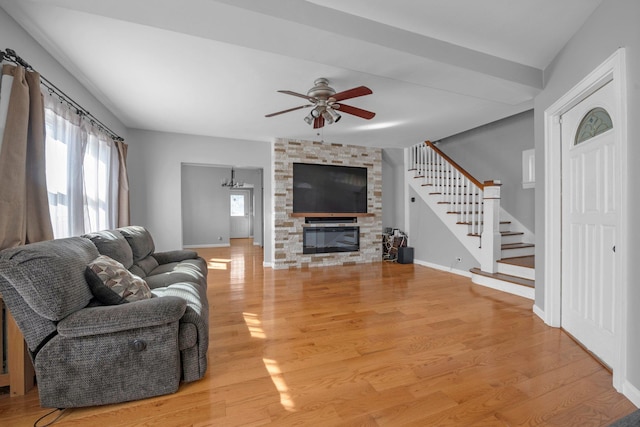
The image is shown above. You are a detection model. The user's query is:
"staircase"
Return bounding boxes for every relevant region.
[407,141,534,300]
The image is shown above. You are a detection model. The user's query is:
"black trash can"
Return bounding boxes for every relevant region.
[398,246,414,264]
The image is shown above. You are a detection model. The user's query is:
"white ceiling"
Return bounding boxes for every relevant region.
[0,0,602,149]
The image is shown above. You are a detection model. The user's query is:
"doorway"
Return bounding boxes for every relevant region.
[560,80,617,369]
[230,188,253,239]
[181,164,264,248]
[543,48,628,389]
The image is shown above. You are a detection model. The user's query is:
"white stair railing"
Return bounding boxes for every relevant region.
[408,141,502,273]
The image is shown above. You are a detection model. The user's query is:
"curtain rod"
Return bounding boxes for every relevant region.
[0,48,124,141]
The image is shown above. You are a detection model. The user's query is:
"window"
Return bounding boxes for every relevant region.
[44,95,119,238]
[230,194,245,216]
[575,107,613,145]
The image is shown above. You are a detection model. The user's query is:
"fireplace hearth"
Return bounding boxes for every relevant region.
[303,226,360,254]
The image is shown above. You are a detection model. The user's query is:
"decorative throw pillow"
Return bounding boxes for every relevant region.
[86,255,152,304]
[85,267,128,305]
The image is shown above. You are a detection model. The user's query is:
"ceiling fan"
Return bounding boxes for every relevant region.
[265,78,375,129]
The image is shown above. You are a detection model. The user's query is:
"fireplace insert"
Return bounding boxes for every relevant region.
[303,226,360,254]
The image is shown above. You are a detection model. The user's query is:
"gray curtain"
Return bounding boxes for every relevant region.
[0,64,53,249]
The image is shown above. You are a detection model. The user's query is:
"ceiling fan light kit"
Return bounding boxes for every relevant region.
[266,78,375,129]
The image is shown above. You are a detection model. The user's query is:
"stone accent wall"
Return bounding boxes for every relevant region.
[273,138,382,269]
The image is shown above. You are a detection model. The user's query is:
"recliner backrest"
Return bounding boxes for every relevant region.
[83,229,134,269]
[118,226,159,277]
[0,237,99,352]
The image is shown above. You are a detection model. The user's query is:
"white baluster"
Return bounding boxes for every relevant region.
[471,180,476,232]
[409,145,416,169]
[425,145,430,184]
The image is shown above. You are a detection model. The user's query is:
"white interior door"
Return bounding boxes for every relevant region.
[560,80,618,368]
[230,189,252,238]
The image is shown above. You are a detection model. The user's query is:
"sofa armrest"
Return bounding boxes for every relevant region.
[57,296,187,338]
[152,250,199,265]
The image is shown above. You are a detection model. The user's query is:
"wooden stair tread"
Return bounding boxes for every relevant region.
[498,255,535,269]
[457,221,511,225]
[470,268,535,288]
[467,231,523,238]
[502,242,534,249]
[442,201,480,205]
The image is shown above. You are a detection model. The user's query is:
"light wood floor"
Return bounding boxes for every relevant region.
[0,238,636,426]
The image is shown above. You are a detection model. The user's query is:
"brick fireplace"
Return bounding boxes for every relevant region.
[273,138,382,269]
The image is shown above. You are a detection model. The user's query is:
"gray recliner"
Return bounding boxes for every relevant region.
[0,226,209,408]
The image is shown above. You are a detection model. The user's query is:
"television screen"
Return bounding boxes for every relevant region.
[293,163,368,213]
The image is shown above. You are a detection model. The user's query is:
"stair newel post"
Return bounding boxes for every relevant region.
[480,181,501,273]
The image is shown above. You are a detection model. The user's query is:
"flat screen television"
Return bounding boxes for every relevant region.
[293,163,368,214]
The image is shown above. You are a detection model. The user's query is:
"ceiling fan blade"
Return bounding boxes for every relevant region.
[334,103,376,120]
[265,104,312,118]
[313,115,325,129]
[330,86,372,102]
[278,90,316,102]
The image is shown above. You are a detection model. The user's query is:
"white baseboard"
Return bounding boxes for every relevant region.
[414,259,472,278]
[623,380,640,408]
[183,243,230,248]
[533,304,545,322]
[263,261,274,268]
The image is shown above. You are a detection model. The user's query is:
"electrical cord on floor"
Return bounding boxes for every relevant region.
[34,408,67,427]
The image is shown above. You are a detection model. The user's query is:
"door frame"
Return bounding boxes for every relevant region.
[229,187,254,239]
[542,48,628,390]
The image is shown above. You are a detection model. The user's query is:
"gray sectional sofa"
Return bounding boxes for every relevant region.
[0,226,209,408]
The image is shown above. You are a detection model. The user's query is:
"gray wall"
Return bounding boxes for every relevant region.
[409,186,477,272]
[127,129,273,263]
[533,0,640,391]
[437,110,535,232]
[381,148,406,232]
[181,165,231,247]
[0,8,126,139]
